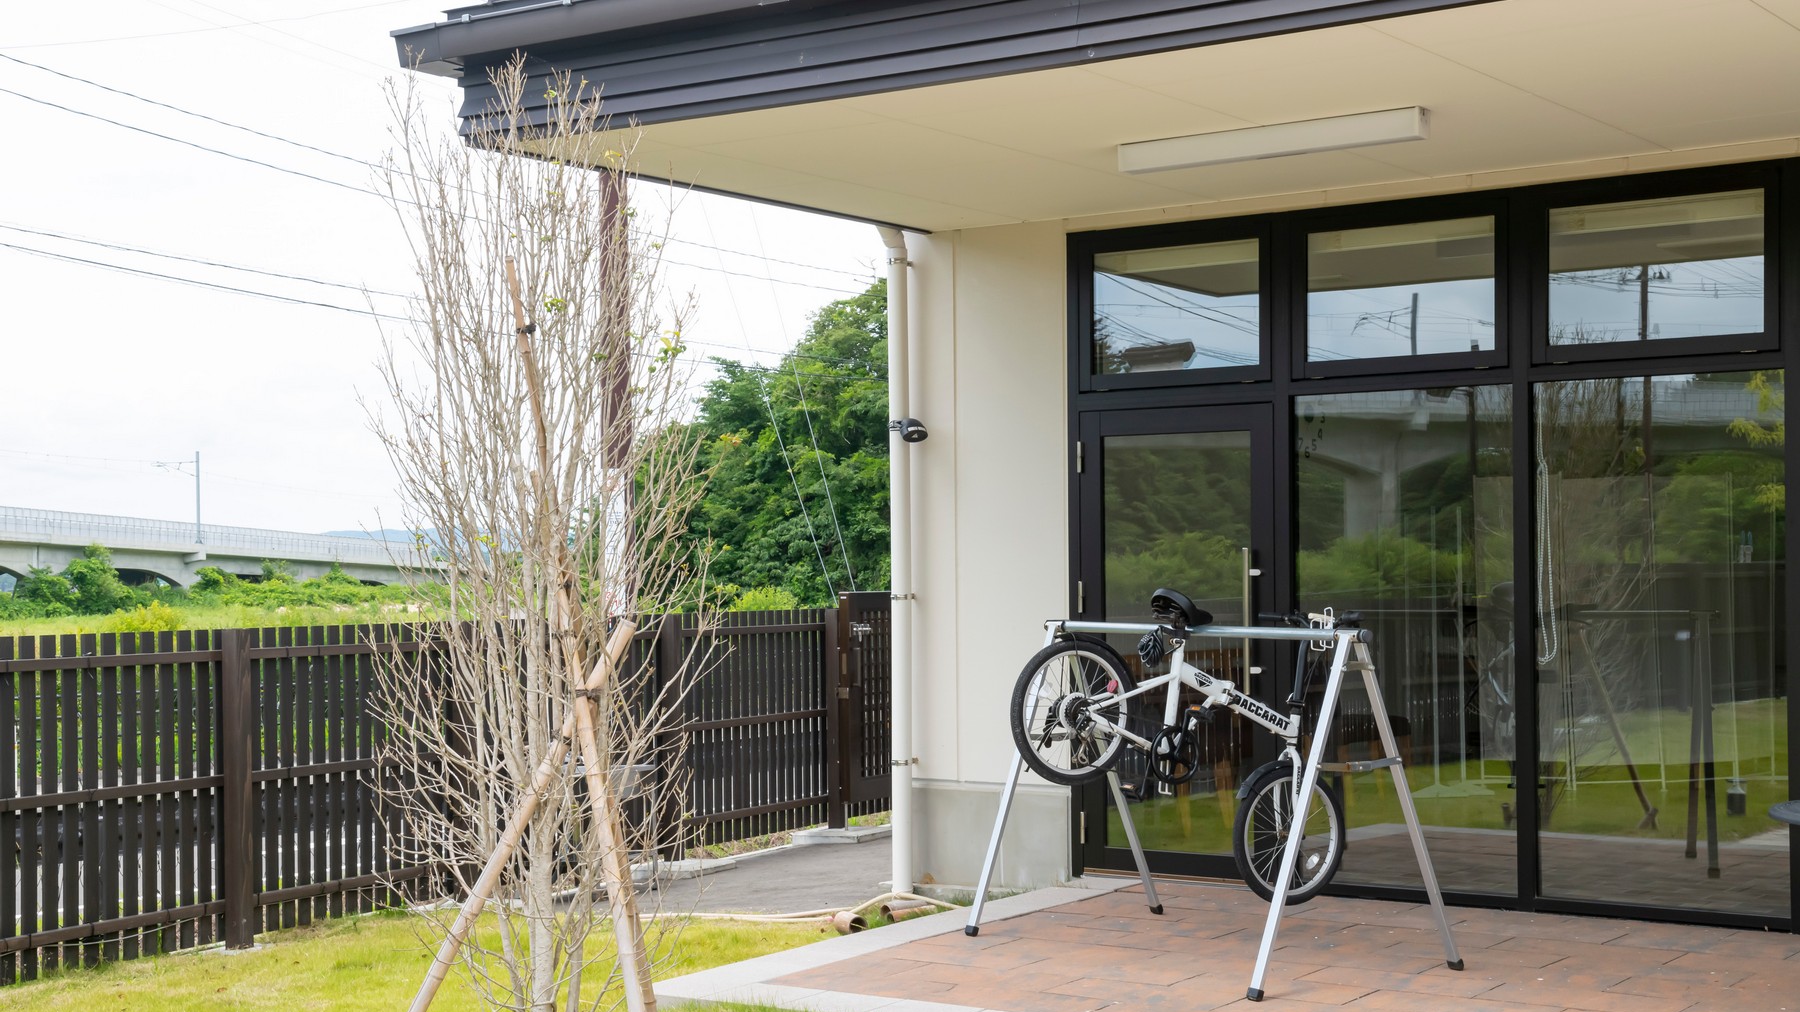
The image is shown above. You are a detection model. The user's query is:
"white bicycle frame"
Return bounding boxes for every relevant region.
[1056,617,1341,792]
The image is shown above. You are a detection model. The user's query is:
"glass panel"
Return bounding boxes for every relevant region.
[1549,190,1765,345]
[1307,216,1496,362]
[1093,238,1260,374]
[1534,372,1786,917]
[1102,430,1256,857]
[1295,386,1517,894]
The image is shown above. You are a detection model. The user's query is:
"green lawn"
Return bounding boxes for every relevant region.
[4,912,826,1011]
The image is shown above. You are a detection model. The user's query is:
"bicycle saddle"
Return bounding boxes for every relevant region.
[1149,588,1212,629]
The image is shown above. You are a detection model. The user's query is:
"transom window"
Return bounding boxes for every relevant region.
[1548,189,1765,346]
[1306,216,1496,363]
[1092,237,1261,375]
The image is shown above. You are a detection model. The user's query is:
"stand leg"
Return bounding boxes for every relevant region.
[1360,643,1462,972]
[1106,771,1162,915]
[1248,635,1351,1002]
[965,754,1025,936]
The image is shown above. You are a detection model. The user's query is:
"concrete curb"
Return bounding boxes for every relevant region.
[654,878,1136,1011]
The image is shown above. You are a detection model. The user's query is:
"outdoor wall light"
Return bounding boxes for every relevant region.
[893,418,929,443]
[1118,106,1429,174]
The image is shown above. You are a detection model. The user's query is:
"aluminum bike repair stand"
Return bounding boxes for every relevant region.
[964,754,1163,936]
[1246,629,1462,1001]
[967,623,1163,935]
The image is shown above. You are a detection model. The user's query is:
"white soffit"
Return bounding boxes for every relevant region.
[625,0,1800,232]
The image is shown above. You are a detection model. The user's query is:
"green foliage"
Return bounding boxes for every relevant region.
[1296,532,1460,598]
[13,566,78,616]
[729,585,801,611]
[683,280,890,605]
[64,543,140,614]
[103,600,185,633]
[0,549,434,635]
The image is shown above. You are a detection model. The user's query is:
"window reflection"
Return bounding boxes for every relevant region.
[1534,372,1786,916]
[1549,190,1764,345]
[1295,386,1515,893]
[1101,430,1257,859]
[1093,238,1260,374]
[1307,217,1496,362]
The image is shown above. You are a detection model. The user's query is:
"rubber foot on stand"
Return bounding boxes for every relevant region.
[1246,987,1264,1002]
[963,925,979,937]
[1447,959,1464,971]
[1149,904,1163,915]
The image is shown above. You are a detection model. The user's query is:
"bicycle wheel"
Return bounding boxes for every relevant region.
[1231,765,1345,904]
[1009,639,1136,786]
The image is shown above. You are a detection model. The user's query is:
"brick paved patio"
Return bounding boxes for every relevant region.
[658,877,1799,1011]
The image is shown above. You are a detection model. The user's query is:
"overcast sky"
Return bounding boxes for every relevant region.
[1,1,879,536]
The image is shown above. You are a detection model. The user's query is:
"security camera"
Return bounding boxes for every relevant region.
[894,417,929,443]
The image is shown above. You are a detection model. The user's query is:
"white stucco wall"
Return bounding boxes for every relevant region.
[901,219,1079,890]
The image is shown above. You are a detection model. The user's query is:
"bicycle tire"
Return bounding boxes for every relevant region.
[1231,764,1345,904]
[1009,638,1136,786]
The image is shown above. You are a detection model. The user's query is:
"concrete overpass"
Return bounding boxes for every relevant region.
[0,506,433,588]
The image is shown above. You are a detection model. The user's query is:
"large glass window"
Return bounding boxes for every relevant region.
[1101,429,1258,860]
[1307,217,1496,362]
[1093,238,1260,374]
[1533,372,1786,917]
[1295,386,1516,894]
[1549,190,1765,346]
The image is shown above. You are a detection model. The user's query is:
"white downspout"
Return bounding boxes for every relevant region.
[877,226,914,897]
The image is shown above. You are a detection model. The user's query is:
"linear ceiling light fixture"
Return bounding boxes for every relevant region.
[1118,106,1428,174]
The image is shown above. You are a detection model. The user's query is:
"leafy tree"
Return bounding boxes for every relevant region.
[13,566,77,616]
[685,280,889,605]
[63,543,140,614]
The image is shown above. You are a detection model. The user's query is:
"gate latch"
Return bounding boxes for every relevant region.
[850,621,873,641]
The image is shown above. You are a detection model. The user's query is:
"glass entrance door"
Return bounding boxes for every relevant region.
[1077,405,1275,878]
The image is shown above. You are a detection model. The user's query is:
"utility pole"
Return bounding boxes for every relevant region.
[194,451,203,545]
[1409,291,1420,357]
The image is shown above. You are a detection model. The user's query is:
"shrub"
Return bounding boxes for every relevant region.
[104,600,184,633]
[730,585,801,611]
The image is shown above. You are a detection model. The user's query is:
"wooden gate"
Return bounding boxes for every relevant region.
[829,592,892,826]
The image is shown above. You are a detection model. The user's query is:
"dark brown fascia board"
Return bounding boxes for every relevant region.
[392,0,840,77]
[397,0,1504,124]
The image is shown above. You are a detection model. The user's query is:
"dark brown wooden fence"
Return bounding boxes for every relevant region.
[1,599,890,985]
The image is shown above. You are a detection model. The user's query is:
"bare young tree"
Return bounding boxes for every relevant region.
[369,57,712,1012]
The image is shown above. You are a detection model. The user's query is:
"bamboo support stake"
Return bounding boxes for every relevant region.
[408,622,638,1012]
[573,664,659,1012]
[505,250,657,1012]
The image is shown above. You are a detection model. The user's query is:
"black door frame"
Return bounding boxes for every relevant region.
[1072,402,1280,881]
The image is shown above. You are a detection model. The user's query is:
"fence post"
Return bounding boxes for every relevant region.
[655,614,685,857]
[825,599,846,829]
[218,629,256,949]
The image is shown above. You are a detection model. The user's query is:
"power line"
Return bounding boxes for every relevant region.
[0,54,877,284]
[0,0,418,49]
[0,239,417,322]
[0,50,375,169]
[0,83,380,198]
[0,222,415,300]
[0,79,864,295]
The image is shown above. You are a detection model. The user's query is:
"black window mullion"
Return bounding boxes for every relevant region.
[1508,187,1542,912]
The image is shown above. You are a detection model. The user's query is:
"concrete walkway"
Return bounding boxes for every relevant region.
[649,831,896,916]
